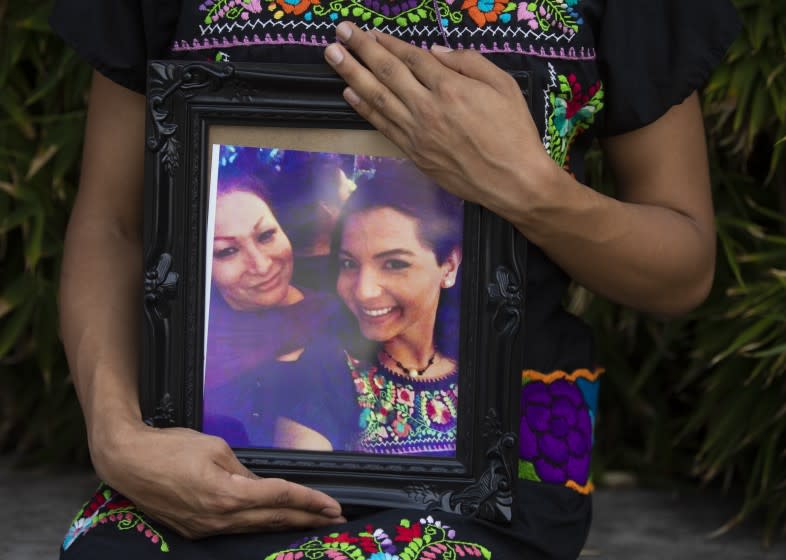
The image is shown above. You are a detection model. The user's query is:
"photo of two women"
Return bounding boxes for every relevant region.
[201,145,464,458]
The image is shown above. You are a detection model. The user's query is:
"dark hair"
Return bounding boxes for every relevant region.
[331,158,463,264]
[216,171,274,209]
[331,158,464,360]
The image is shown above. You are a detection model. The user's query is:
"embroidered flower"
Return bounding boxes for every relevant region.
[63,485,169,552]
[264,517,489,560]
[397,386,415,406]
[542,63,604,169]
[517,1,582,35]
[394,519,422,542]
[324,531,359,544]
[392,414,412,438]
[426,398,452,425]
[275,0,319,16]
[461,0,507,27]
[354,376,369,394]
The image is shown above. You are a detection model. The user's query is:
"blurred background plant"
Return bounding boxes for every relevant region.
[0,0,91,463]
[1,0,785,544]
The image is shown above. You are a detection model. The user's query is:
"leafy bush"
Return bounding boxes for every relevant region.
[0,0,91,463]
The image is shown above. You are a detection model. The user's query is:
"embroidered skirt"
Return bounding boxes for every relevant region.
[60,480,591,560]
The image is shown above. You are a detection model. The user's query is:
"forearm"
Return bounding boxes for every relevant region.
[57,71,148,454]
[491,167,715,315]
[59,219,143,433]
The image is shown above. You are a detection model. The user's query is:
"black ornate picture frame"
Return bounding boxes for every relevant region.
[142,61,530,525]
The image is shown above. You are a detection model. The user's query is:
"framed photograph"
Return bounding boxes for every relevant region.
[142,61,530,524]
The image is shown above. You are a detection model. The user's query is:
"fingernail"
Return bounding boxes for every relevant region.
[431,44,453,53]
[343,87,360,105]
[321,506,342,518]
[325,44,344,65]
[336,22,352,42]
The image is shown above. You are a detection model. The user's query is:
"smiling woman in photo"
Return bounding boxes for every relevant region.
[202,165,354,450]
[274,159,464,456]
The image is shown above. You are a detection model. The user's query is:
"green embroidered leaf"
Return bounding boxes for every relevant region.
[373,16,383,26]
[160,541,169,553]
[341,7,350,16]
[417,8,428,18]
[407,13,420,23]
[352,7,364,16]
[518,459,542,481]
[362,11,372,21]
[504,2,516,12]
[557,75,571,94]
[400,519,411,528]
[396,16,407,26]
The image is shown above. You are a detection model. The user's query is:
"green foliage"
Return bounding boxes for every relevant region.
[0,0,91,463]
[584,0,786,544]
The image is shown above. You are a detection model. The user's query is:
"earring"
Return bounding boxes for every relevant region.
[443,279,454,288]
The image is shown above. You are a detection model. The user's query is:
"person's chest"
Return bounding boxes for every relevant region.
[167,0,607,176]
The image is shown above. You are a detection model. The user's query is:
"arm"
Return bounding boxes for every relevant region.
[501,92,715,315]
[59,71,344,538]
[324,23,714,315]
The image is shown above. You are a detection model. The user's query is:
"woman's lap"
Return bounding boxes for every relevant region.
[60,483,587,559]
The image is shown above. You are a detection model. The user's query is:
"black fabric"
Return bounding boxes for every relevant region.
[60,483,590,560]
[594,0,741,137]
[49,0,181,93]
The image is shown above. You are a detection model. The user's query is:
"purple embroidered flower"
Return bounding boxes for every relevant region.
[519,379,591,485]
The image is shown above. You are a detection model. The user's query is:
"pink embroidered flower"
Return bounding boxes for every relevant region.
[397,386,415,406]
[354,376,369,394]
[517,3,540,29]
[427,398,452,425]
[461,0,506,27]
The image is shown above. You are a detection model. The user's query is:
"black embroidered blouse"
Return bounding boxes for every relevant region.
[51,1,740,558]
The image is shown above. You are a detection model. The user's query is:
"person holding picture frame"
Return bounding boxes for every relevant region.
[51,1,740,559]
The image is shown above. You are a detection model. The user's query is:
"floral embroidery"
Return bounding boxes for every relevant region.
[461,0,515,28]
[62,484,169,552]
[180,0,590,56]
[200,0,265,23]
[518,1,583,37]
[542,63,604,168]
[275,0,321,17]
[264,516,492,559]
[518,368,601,494]
[348,354,458,455]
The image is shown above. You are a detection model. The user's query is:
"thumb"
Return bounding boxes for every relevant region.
[430,45,512,92]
